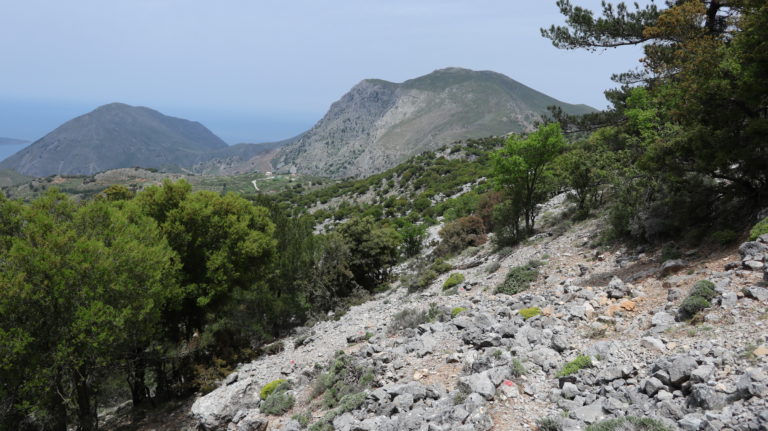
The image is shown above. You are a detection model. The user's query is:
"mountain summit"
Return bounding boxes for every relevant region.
[273,67,595,178]
[0,103,229,176]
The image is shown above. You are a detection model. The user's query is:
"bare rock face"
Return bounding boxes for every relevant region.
[273,67,595,178]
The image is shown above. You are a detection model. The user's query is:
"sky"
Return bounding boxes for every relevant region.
[0,0,645,145]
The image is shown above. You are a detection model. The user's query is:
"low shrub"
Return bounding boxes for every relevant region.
[485,261,501,274]
[536,417,563,431]
[519,307,541,320]
[451,307,468,318]
[661,243,682,261]
[261,391,295,415]
[510,358,527,377]
[261,341,285,356]
[749,217,768,240]
[260,379,288,400]
[710,229,739,246]
[586,416,671,431]
[388,308,430,333]
[434,215,487,257]
[443,273,465,289]
[678,280,717,321]
[312,352,374,409]
[431,259,453,274]
[556,355,593,377]
[292,413,311,427]
[496,261,540,295]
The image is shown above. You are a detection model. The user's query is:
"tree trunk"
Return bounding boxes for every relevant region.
[74,371,97,431]
[127,350,150,406]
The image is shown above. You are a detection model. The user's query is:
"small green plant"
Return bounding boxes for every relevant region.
[510,358,527,377]
[492,349,503,359]
[261,391,295,415]
[261,340,285,356]
[292,413,311,427]
[519,306,542,320]
[661,243,682,261]
[260,379,288,400]
[556,355,593,377]
[431,259,453,274]
[536,417,563,431]
[443,272,465,289]
[749,217,768,240]
[451,307,468,318]
[496,262,540,295]
[586,416,671,431]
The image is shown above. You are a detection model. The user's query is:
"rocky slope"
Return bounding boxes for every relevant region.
[273,68,594,179]
[182,203,768,431]
[0,103,232,176]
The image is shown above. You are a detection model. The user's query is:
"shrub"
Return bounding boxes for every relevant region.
[443,273,465,289]
[496,262,540,295]
[261,391,295,415]
[749,217,768,240]
[260,379,288,400]
[556,355,593,377]
[586,417,671,431]
[312,352,374,409]
[434,216,487,257]
[510,358,527,377]
[678,280,717,321]
[661,243,682,261]
[451,307,468,318]
[537,417,563,431]
[261,341,285,356]
[292,413,311,427]
[485,261,501,274]
[519,307,541,320]
[431,259,453,274]
[710,229,739,245]
[388,308,430,333]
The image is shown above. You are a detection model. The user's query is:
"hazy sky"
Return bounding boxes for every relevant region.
[0,1,644,144]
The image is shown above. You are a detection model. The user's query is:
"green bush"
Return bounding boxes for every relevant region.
[710,229,739,245]
[431,259,453,274]
[291,413,311,427]
[586,416,671,431]
[451,307,468,318]
[690,280,717,301]
[261,391,295,415]
[260,379,288,400]
[312,352,374,409]
[434,216,487,257]
[678,280,717,321]
[519,307,541,320]
[749,217,768,240]
[510,358,527,377]
[537,417,563,431]
[443,273,465,289]
[496,261,540,295]
[556,355,593,377]
[661,243,682,261]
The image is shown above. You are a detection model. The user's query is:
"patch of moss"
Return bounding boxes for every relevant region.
[519,307,541,320]
[443,273,465,289]
[586,416,671,431]
[451,307,468,318]
[260,379,287,400]
[749,217,768,240]
[556,355,593,377]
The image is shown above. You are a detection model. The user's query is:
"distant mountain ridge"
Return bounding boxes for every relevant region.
[0,103,231,176]
[273,67,595,178]
[0,137,30,146]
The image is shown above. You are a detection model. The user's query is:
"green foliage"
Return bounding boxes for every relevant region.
[557,355,593,377]
[337,216,401,290]
[398,222,427,257]
[536,417,564,431]
[260,379,288,400]
[261,391,295,416]
[491,123,565,239]
[431,259,453,274]
[496,261,540,296]
[312,353,374,410]
[750,217,768,241]
[586,417,671,431]
[388,308,430,334]
[292,413,311,427]
[690,280,717,301]
[435,215,487,257]
[710,229,739,246]
[661,244,682,261]
[678,279,718,321]
[519,307,542,320]
[510,359,527,377]
[451,307,468,318]
[443,273,465,290]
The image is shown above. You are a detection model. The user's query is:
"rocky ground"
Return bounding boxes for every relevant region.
[182,213,767,431]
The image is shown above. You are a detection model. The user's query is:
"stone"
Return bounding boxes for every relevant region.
[191,377,260,430]
[739,241,768,261]
[687,384,726,410]
[619,300,636,311]
[497,380,519,399]
[458,372,496,400]
[551,334,571,352]
[607,276,629,299]
[690,364,715,383]
[678,413,704,431]
[744,286,768,301]
[753,345,768,357]
[641,336,666,352]
[571,400,606,423]
[651,312,675,328]
[333,412,359,431]
[561,382,579,399]
[235,411,268,431]
[666,356,698,386]
[393,393,414,412]
[660,259,686,277]
[644,377,666,397]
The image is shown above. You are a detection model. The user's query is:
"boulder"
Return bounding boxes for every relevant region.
[191,377,260,430]
[458,372,496,400]
[660,259,686,277]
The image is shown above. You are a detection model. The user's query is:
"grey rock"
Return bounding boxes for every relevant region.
[651,312,676,329]
[393,393,414,412]
[571,400,606,423]
[690,364,715,383]
[551,334,572,352]
[739,241,768,262]
[660,259,687,277]
[679,413,705,431]
[333,412,359,431]
[687,384,726,410]
[562,382,579,400]
[744,286,768,302]
[458,373,496,400]
[641,336,666,352]
[644,377,666,397]
[277,420,302,431]
[235,411,268,431]
[666,356,698,386]
[191,377,260,430]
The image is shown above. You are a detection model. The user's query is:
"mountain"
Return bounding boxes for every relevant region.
[273,67,595,178]
[0,137,30,146]
[0,103,229,176]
